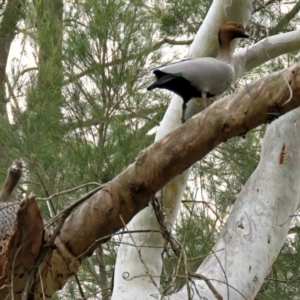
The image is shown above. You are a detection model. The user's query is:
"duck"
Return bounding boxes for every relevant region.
[147,22,249,123]
[0,160,23,202]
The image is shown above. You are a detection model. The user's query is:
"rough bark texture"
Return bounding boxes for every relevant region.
[0,64,300,299]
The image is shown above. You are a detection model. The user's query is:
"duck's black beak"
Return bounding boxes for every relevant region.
[242,32,250,39]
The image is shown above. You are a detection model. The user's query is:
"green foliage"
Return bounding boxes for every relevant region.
[256,230,300,299]
[161,205,217,294]
[154,0,212,37]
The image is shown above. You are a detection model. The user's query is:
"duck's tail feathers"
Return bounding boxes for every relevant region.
[147,70,177,91]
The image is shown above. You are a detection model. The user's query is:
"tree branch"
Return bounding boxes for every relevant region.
[59,63,300,258]
[65,37,193,84]
[234,30,300,79]
[269,1,300,35]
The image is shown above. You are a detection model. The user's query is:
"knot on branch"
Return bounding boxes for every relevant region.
[122,272,130,280]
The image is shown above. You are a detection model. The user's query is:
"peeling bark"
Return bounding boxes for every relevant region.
[0,196,80,300]
[0,197,43,299]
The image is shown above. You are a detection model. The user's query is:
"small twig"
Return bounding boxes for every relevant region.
[74,274,87,300]
[262,48,293,107]
[279,213,297,226]
[31,160,50,200]
[282,75,293,105]
[189,272,223,300]
[11,244,23,300]
[38,268,46,300]
[152,197,185,295]
[152,197,224,299]
[87,256,101,284]
[30,159,57,218]
[118,215,161,291]
[44,185,104,228]
[36,182,102,201]
[76,229,163,261]
[266,274,300,284]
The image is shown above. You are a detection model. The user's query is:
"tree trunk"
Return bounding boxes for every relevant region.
[0,0,24,117]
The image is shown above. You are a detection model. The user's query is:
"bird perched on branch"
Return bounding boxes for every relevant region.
[0,160,23,203]
[147,21,249,123]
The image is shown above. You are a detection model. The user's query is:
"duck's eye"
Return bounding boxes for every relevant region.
[236,24,240,28]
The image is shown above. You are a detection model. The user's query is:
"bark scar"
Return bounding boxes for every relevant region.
[237,219,244,229]
[279,144,286,164]
[243,212,253,242]
[266,103,283,123]
[288,69,297,85]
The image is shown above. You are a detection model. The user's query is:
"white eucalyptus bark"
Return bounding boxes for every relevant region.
[112,1,253,299]
[171,108,300,299]
[234,30,300,79]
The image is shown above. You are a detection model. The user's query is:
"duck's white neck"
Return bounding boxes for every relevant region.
[216,43,234,64]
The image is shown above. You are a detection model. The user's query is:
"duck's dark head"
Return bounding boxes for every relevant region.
[218,22,249,46]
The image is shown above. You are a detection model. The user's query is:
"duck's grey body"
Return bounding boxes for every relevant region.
[149,57,234,100]
[147,21,249,123]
